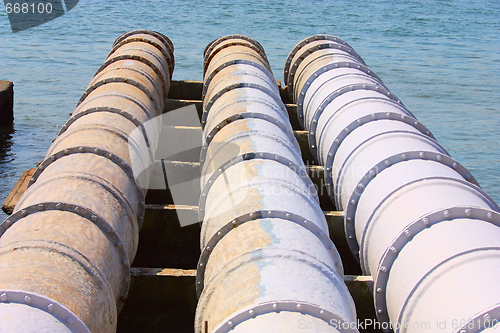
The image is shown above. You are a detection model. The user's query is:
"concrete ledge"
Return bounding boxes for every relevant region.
[0,80,14,126]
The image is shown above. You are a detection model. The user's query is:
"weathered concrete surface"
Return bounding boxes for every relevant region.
[0,80,14,125]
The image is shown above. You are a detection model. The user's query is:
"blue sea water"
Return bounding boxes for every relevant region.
[0,0,499,220]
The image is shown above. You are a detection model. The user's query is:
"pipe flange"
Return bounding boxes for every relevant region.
[284,34,356,88]
[202,59,277,101]
[198,153,317,218]
[373,207,500,328]
[310,84,407,161]
[295,63,384,128]
[59,106,152,148]
[94,54,166,101]
[334,130,448,209]
[202,83,284,128]
[323,112,435,201]
[210,300,357,333]
[201,114,296,165]
[0,202,131,307]
[343,151,479,260]
[196,209,339,296]
[108,37,174,79]
[287,44,365,97]
[204,34,266,62]
[453,304,500,333]
[94,65,167,102]
[203,42,270,77]
[0,290,90,332]
[27,146,146,227]
[77,77,161,115]
[113,29,174,61]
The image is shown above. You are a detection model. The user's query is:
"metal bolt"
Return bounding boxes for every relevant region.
[487,212,493,219]
[419,152,425,158]
[384,160,390,166]
[376,288,382,293]
[38,204,44,211]
[350,200,356,206]
[390,247,397,253]
[297,303,302,310]
[405,230,412,238]
[346,217,352,223]
[0,293,7,302]
[378,309,383,314]
[401,153,407,160]
[116,241,122,248]
[465,209,472,217]
[380,266,387,273]
[436,155,442,161]
[422,218,429,226]
[24,295,31,304]
[227,321,233,327]
[249,310,255,316]
[320,310,325,315]
[20,210,27,217]
[48,303,54,312]
[67,317,74,324]
[272,303,278,310]
[452,162,458,169]
[443,210,450,218]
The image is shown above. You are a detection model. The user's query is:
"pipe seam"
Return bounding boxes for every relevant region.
[358,176,498,273]
[0,290,90,333]
[295,63,384,127]
[374,208,500,325]
[344,152,480,257]
[196,209,340,296]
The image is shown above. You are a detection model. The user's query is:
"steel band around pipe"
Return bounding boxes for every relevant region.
[0,290,90,333]
[284,34,358,87]
[196,210,340,296]
[77,77,161,114]
[198,153,316,217]
[58,106,152,148]
[113,29,174,61]
[295,63,385,127]
[373,208,500,326]
[202,83,284,126]
[212,300,358,333]
[343,151,480,259]
[93,55,167,96]
[204,34,266,61]
[202,59,277,100]
[108,37,174,78]
[27,146,146,225]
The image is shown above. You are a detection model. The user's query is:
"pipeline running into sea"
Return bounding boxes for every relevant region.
[285,34,500,333]
[0,30,173,332]
[195,35,359,333]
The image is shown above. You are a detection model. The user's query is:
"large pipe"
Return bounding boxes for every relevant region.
[196,35,358,333]
[286,34,500,332]
[0,30,173,332]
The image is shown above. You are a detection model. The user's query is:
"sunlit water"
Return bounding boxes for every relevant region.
[1,0,499,220]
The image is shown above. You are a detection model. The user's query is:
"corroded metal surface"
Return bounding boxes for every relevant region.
[0,30,172,332]
[197,35,357,333]
[286,34,500,332]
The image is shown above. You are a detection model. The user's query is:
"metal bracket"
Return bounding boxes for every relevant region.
[284,34,356,88]
[202,82,285,128]
[373,207,500,328]
[295,63,385,128]
[0,290,91,333]
[342,149,480,259]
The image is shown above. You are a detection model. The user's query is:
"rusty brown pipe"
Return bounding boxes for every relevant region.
[0,30,172,332]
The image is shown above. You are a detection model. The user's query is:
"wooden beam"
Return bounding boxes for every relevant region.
[2,168,35,215]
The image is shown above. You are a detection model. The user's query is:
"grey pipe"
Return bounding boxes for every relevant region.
[286,34,500,332]
[0,30,173,332]
[196,35,358,333]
